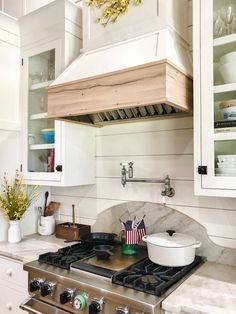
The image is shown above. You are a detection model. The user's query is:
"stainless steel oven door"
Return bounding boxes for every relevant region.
[20,296,73,314]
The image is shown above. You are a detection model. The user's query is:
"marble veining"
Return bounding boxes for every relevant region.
[0,234,67,263]
[93,201,236,266]
[162,262,236,314]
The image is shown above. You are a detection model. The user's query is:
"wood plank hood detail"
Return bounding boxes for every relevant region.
[48,31,193,125]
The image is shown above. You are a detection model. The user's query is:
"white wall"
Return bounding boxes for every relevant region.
[51,117,236,249]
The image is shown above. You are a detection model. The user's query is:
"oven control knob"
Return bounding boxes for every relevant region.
[73,293,88,310]
[116,306,130,314]
[60,288,74,304]
[40,282,56,297]
[30,278,45,293]
[89,298,104,314]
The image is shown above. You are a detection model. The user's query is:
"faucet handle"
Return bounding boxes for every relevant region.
[128,162,134,178]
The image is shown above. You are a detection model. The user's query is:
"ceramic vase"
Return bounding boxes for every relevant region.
[8,220,22,243]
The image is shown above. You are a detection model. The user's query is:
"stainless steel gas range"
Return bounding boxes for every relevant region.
[20,243,203,314]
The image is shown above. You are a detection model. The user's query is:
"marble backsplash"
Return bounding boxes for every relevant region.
[92,202,236,267]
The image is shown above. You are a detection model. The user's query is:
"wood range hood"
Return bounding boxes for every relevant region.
[48,31,193,126]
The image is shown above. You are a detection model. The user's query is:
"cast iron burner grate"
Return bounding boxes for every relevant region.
[112,256,203,296]
[38,244,94,269]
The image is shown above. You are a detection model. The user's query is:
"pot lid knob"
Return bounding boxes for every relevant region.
[166,230,175,237]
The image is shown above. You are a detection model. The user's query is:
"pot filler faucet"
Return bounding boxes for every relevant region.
[120,162,175,197]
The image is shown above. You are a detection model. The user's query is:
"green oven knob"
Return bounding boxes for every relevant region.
[73,293,88,310]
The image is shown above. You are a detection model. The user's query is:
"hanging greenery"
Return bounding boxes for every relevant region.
[87,0,143,26]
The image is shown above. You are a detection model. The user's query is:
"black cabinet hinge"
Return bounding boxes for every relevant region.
[198,166,207,175]
[56,165,63,172]
[21,58,23,66]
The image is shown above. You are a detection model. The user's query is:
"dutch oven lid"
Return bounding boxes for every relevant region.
[146,230,197,248]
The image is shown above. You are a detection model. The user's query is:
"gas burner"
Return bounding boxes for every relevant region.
[38,244,94,269]
[134,275,164,291]
[112,256,203,296]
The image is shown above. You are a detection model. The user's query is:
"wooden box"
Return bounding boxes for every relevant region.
[55,222,91,241]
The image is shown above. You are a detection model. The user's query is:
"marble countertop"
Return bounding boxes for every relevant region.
[162,262,236,314]
[0,234,69,263]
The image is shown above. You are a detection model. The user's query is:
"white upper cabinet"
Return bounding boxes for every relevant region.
[0,13,20,130]
[19,0,95,186]
[82,0,189,52]
[194,0,236,197]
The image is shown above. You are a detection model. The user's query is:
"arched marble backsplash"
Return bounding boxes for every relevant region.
[92,202,236,267]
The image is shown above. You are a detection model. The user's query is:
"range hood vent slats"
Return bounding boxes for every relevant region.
[61,103,189,126]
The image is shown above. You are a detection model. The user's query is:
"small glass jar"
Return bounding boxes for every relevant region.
[121,233,138,255]
[28,134,35,145]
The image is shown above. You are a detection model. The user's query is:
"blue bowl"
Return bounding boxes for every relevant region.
[41,128,55,144]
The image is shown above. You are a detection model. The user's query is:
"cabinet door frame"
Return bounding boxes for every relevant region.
[194,0,236,197]
[21,39,63,184]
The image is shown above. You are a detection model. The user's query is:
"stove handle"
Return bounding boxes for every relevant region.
[20,296,72,314]
[20,297,43,314]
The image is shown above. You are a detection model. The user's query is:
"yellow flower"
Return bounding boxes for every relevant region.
[87,0,143,26]
[0,171,38,221]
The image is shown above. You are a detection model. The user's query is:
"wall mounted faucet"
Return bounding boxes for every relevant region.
[120,162,175,197]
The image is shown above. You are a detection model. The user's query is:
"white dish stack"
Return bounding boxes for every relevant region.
[216,155,236,176]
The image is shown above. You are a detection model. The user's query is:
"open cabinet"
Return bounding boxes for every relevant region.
[194,0,236,196]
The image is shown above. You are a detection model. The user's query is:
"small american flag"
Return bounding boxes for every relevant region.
[124,218,146,245]
[137,218,146,242]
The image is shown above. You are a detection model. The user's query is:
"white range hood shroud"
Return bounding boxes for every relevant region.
[51,29,192,86]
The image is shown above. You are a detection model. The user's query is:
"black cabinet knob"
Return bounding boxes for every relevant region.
[60,290,73,304]
[55,165,63,172]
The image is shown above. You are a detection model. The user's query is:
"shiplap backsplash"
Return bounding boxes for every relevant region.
[52,117,236,249]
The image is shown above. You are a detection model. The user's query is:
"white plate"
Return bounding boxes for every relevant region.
[217,155,236,162]
[217,162,236,168]
[216,167,236,176]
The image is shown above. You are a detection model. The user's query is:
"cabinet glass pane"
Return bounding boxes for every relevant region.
[27,49,55,173]
[213,0,236,177]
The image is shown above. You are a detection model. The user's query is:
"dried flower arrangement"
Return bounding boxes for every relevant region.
[0,170,38,221]
[87,0,143,26]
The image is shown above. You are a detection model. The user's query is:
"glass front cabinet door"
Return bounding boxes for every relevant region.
[21,41,95,186]
[194,0,236,196]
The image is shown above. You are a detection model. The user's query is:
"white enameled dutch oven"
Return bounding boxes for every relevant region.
[142,230,201,267]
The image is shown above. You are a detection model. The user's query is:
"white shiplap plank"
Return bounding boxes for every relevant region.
[96,129,193,156]
[96,155,194,180]
[59,214,97,226]
[53,194,124,218]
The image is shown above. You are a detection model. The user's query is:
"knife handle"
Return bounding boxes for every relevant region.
[72,204,75,226]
